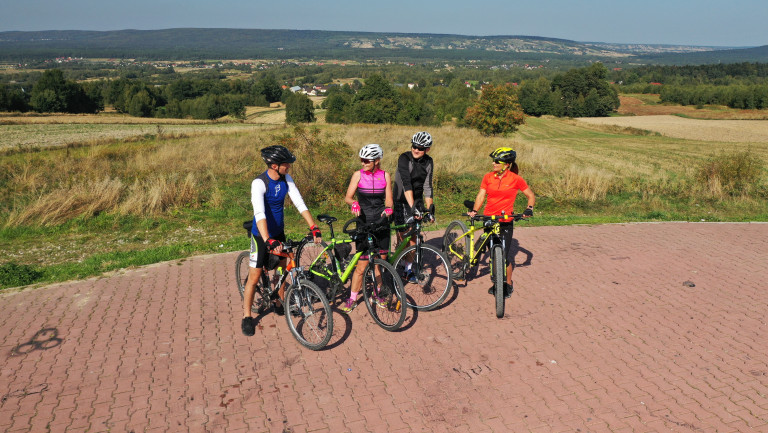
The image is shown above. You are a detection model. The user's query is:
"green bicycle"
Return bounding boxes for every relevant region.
[389,203,453,311]
[441,200,526,318]
[296,215,407,331]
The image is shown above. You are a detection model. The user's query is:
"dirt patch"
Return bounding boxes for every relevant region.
[577,115,768,143]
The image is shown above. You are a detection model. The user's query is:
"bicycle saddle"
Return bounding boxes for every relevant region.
[317,214,337,224]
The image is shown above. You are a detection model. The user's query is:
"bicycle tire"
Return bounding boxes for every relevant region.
[491,244,505,318]
[442,220,470,280]
[296,240,337,301]
[235,251,249,297]
[284,280,333,351]
[235,251,270,314]
[295,238,325,268]
[393,243,453,311]
[362,257,407,331]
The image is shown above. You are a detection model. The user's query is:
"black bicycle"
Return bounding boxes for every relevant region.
[235,222,333,350]
[390,203,453,311]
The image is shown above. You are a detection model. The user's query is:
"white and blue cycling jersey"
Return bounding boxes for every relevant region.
[250,171,308,238]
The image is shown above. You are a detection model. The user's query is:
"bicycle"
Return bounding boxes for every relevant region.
[235,221,333,350]
[296,215,407,331]
[389,203,453,311]
[441,200,526,318]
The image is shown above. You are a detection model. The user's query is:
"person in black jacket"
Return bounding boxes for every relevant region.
[393,131,435,283]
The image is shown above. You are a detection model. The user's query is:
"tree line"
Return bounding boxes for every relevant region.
[0,69,287,119]
[3,63,621,122]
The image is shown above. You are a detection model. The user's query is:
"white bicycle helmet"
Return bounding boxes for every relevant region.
[411,131,433,148]
[359,143,384,160]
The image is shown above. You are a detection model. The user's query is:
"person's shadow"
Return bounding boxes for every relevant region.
[509,238,533,269]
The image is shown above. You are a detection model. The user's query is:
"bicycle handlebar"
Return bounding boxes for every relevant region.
[462,213,526,223]
[342,216,389,236]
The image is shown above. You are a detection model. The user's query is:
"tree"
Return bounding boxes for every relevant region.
[551,63,619,117]
[0,85,29,112]
[464,84,525,135]
[285,92,315,124]
[323,93,350,123]
[346,74,399,124]
[29,69,100,114]
[254,74,282,103]
[518,77,554,117]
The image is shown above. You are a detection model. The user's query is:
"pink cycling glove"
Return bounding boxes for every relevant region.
[351,201,360,214]
[384,207,393,216]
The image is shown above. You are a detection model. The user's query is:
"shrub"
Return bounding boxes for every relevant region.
[696,150,764,197]
[273,126,356,207]
[0,262,43,289]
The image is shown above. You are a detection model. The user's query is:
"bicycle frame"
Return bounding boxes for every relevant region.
[308,239,366,285]
[445,219,503,268]
[258,249,293,298]
[307,225,387,286]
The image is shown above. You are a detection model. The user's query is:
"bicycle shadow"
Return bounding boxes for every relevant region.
[322,308,353,350]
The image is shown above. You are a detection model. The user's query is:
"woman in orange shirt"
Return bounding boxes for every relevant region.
[467,147,535,298]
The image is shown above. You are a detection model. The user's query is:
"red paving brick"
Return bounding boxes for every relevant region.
[1,222,768,432]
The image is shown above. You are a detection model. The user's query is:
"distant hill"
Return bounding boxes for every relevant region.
[636,44,768,64]
[0,28,759,65]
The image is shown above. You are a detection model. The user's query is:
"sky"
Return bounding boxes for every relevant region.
[1,0,766,47]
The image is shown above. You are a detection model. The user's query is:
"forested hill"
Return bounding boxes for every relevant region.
[637,45,768,65]
[0,28,752,64]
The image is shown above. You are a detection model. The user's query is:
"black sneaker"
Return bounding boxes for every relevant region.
[503,282,513,298]
[488,286,495,295]
[273,302,285,316]
[241,317,256,336]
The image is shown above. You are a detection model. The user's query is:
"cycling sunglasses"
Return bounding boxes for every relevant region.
[360,158,374,163]
[493,160,508,164]
[411,144,427,151]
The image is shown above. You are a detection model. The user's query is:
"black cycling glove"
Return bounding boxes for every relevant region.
[523,207,534,217]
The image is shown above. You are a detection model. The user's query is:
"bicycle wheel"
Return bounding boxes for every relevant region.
[442,220,469,280]
[393,244,452,311]
[491,244,505,318]
[284,280,333,351]
[296,238,326,268]
[296,240,337,301]
[362,257,407,331]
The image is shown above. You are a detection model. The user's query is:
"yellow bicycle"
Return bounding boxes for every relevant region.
[441,200,525,318]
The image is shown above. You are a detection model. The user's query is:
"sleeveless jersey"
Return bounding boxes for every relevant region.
[357,168,387,221]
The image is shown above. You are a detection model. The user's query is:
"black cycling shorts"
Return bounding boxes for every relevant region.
[249,232,286,269]
[485,222,515,264]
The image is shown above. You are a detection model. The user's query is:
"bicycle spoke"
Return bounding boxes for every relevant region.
[394,244,452,311]
[285,282,333,350]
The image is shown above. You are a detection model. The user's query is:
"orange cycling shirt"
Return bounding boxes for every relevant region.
[480,171,529,222]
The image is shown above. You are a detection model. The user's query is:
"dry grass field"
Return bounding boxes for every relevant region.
[2,115,766,286]
[0,111,288,151]
[617,94,768,119]
[576,115,768,143]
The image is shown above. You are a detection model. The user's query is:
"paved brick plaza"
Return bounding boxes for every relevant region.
[1,222,767,432]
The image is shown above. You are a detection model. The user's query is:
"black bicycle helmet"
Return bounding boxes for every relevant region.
[261,145,296,165]
[489,147,516,164]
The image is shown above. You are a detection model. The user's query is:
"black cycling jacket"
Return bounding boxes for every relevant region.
[393,151,433,203]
